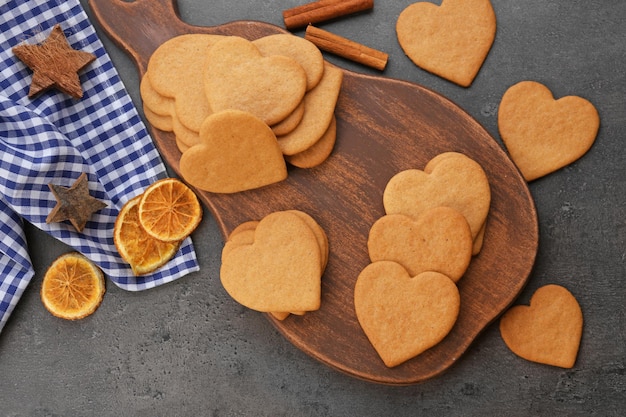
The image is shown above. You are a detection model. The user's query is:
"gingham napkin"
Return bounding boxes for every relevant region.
[0,0,200,332]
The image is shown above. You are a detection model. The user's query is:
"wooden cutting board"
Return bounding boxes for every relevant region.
[89,0,538,385]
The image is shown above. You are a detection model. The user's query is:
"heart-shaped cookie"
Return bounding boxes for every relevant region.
[220,211,322,312]
[396,0,496,87]
[499,284,583,368]
[368,207,473,282]
[383,152,490,246]
[498,81,600,181]
[204,36,307,126]
[179,109,287,193]
[354,261,460,367]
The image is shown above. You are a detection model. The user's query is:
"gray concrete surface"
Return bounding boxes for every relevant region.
[1,0,625,415]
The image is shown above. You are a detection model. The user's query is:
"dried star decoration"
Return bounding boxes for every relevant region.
[46,173,107,232]
[12,24,96,98]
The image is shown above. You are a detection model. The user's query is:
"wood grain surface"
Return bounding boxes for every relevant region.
[89,0,538,384]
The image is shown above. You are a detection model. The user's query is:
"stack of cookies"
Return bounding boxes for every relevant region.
[355,152,492,367]
[141,33,343,193]
[220,210,328,321]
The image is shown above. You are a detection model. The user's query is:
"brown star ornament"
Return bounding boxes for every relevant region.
[46,173,107,232]
[12,24,96,99]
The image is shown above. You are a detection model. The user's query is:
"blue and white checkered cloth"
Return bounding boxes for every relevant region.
[0,0,200,332]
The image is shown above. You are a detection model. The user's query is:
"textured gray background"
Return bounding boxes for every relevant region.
[1,0,624,415]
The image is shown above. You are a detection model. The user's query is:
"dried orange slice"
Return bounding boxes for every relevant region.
[137,178,202,242]
[40,252,106,320]
[114,196,180,275]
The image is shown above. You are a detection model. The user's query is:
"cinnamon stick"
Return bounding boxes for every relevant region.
[283,0,374,30]
[305,25,388,71]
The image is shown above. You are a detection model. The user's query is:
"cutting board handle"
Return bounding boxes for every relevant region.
[89,0,187,71]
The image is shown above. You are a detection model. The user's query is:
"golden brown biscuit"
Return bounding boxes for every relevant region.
[500,284,583,368]
[225,220,305,320]
[423,151,490,254]
[354,261,460,367]
[367,207,473,282]
[383,152,491,250]
[203,36,307,126]
[396,0,496,87]
[179,109,287,193]
[220,211,323,312]
[498,80,600,181]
